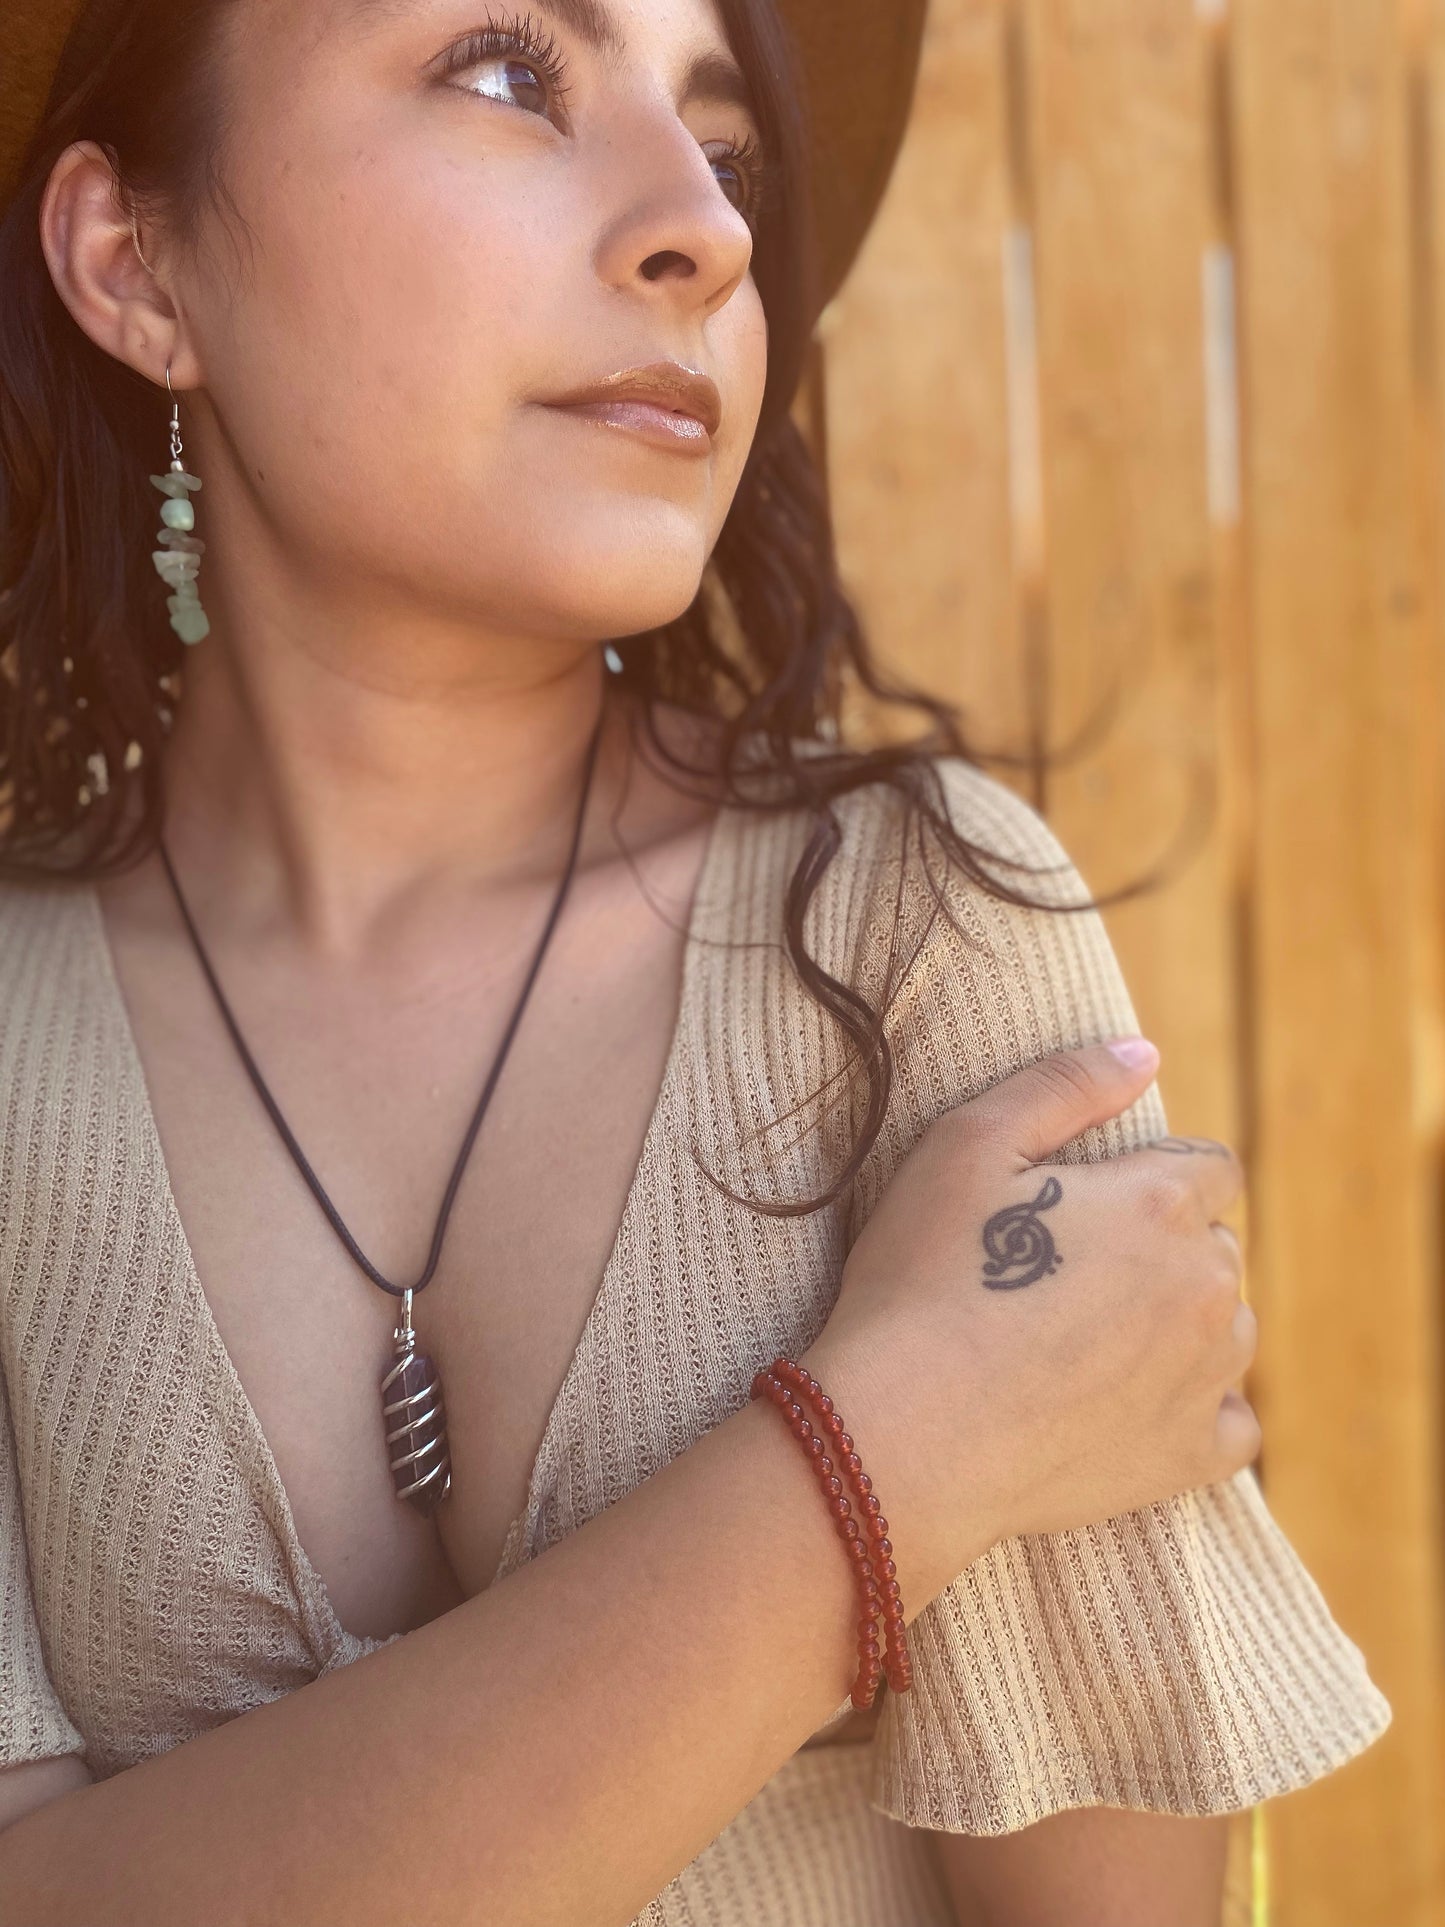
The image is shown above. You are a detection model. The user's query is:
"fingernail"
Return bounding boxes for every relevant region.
[1106,1036,1159,1070]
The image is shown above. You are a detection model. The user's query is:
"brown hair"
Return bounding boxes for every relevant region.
[0,0,1171,1214]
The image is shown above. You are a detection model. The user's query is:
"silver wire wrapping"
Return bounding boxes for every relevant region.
[381,1288,452,1512]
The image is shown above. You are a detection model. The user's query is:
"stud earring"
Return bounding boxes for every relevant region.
[150,362,209,645]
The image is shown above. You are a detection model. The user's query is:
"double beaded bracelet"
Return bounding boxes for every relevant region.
[750,1355,912,1709]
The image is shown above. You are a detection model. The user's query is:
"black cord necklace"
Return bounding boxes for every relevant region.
[156,705,606,1515]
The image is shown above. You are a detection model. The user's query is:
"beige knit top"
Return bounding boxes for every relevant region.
[0,753,1391,1925]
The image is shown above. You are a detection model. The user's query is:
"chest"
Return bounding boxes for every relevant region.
[1,869,865,1776]
[91,855,717,1643]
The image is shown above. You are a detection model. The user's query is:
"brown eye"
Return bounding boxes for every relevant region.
[710,155,748,212]
[703,138,762,223]
[434,20,573,122]
[467,55,549,115]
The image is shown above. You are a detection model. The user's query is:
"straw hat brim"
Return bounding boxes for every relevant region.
[0,0,926,312]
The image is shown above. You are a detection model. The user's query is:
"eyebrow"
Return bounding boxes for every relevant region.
[346,0,757,117]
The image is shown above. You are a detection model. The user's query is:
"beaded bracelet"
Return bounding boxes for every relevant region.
[772,1358,914,1697]
[750,1354,912,1708]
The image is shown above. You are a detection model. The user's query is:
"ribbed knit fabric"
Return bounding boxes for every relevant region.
[0,753,1391,1921]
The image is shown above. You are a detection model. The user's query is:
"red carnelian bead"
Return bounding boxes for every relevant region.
[806,1437,825,1458]
[825,1414,845,1435]
[830,1496,852,1520]
[861,1577,880,1600]
[842,1452,862,1476]
[882,1578,902,1599]
[825,1475,844,1497]
[861,1494,881,1516]
[867,1518,889,1540]
[874,1538,892,1560]
[817,1456,834,1477]
[841,1518,860,1541]
[837,1433,853,1453]
[816,1393,834,1415]
[878,1559,897,1582]
[857,1637,881,1660]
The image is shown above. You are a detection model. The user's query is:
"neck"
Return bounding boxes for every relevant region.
[156,622,624,958]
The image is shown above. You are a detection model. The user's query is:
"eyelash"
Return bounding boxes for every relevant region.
[435,11,576,117]
[434,10,774,230]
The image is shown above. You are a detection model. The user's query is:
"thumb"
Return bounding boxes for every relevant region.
[975,1038,1160,1166]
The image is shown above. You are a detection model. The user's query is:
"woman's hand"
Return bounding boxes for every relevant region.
[803,1041,1258,1609]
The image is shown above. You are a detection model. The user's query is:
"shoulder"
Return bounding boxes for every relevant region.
[0,874,101,1127]
[0,871,93,996]
[746,748,1169,1224]
[748,747,1100,1008]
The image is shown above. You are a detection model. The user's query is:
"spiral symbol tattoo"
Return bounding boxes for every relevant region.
[981,1175,1064,1289]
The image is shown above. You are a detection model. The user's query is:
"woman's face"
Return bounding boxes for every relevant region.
[160,0,770,646]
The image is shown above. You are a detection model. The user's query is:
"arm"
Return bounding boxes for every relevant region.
[0,1338,984,1927]
[928,1810,1230,1927]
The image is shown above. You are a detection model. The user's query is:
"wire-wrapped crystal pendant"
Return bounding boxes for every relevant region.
[381,1288,452,1513]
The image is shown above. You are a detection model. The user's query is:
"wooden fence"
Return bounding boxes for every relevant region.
[816,1,1445,1921]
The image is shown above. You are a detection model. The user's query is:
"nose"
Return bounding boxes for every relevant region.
[590,104,755,318]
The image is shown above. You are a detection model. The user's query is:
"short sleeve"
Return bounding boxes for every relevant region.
[839,758,1392,1835]
[0,1363,85,1770]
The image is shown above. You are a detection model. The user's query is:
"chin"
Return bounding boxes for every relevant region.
[548,571,706,642]
[523,509,718,638]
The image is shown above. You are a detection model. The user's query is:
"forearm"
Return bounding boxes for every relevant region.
[0,1342,976,1927]
[930,1807,1231,1927]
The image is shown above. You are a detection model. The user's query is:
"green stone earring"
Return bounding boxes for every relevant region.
[150,361,209,646]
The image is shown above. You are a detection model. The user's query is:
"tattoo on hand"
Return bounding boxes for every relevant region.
[981,1175,1064,1289]
[1153,1135,1232,1158]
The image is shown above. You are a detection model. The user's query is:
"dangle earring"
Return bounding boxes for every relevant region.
[150,362,210,645]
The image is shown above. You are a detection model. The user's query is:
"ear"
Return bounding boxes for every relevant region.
[37,137,202,389]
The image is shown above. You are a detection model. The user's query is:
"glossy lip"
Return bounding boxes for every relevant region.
[538,360,722,454]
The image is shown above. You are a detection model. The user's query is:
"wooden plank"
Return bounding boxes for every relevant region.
[822,0,1023,750]
[1017,0,1240,1234]
[1018,1,1257,1913]
[1227,0,1445,1918]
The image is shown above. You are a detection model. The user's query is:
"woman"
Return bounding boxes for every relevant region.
[0,0,1389,1921]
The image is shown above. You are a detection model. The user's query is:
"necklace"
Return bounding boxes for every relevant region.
[156,706,606,1514]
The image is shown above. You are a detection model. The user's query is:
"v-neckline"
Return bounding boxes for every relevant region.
[79,795,739,1656]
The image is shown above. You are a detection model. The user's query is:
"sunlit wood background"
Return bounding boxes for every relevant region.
[807,1,1445,1922]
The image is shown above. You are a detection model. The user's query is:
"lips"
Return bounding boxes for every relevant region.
[539,360,722,454]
